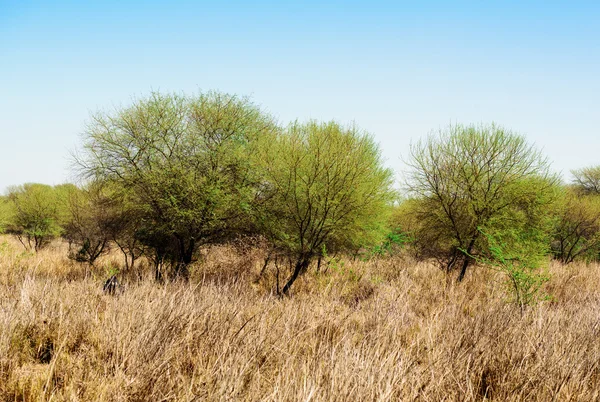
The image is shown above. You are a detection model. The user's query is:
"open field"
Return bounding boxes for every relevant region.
[1,235,600,401]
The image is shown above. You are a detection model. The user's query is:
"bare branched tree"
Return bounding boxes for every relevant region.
[571,166,600,195]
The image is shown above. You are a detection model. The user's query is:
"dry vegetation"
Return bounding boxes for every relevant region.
[1,235,600,401]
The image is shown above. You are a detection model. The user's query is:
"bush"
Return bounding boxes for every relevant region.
[0,196,13,234]
[6,184,72,251]
[476,229,551,314]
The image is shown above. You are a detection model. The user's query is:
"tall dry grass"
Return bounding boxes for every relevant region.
[1,235,600,401]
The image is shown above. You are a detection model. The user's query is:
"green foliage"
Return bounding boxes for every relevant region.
[6,183,72,251]
[381,230,412,254]
[364,228,413,260]
[475,229,551,314]
[388,198,435,260]
[551,188,600,263]
[254,120,396,294]
[319,245,361,284]
[0,196,14,234]
[406,123,558,281]
[77,91,277,278]
[104,262,120,278]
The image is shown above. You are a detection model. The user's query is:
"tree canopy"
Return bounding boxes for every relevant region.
[77,91,278,278]
[406,123,558,281]
[6,183,74,251]
[254,120,396,294]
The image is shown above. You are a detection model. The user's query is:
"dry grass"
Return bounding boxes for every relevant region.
[1,235,600,401]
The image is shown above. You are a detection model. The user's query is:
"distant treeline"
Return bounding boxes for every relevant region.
[1,91,599,296]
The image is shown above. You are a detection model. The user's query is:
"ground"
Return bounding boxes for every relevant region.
[1,236,599,401]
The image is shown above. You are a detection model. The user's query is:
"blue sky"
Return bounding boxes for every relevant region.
[1,0,599,191]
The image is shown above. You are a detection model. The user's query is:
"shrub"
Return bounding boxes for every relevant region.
[6,184,72,251]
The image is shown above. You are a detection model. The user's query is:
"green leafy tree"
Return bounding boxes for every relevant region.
[406,123,558,281]
[76,91,277,279]
[6,183,71,251]
[476,229,551,315]
[0,196,14,234]
[254,121,396,294]
[551,189,600,263]
[388,197,440,261]
[367,228,413,259]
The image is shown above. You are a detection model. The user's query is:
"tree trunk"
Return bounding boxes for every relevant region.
[457,256,471,282]
[173,263,189,280]
[446,249,459,274]
[173,238,194,280]
[282,257,311,295]
[457,239,477,282]
[154,257,164,283]
[258,252,272,278]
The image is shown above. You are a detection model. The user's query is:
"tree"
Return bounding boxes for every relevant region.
[108,188,144,273]
[6,183,72,251]
[0,196,13,234]
[64,182,119,266]
[390,197,446,262]
[551,189,600,264]
[571,166,600,195]
[406,123,557,281]
[254,121,396,294]
[475,229,550,315]
[76,91,277,279]
[66,181,145,272]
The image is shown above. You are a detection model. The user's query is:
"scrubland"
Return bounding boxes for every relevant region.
[1,235,600,401]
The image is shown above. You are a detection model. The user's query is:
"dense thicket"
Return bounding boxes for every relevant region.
[70,91,396,292]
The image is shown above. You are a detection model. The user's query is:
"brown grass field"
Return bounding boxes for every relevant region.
[1,235,600,401]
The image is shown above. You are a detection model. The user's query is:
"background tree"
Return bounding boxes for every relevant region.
[390,197,453,264]
[254,121,396,294]
[551,188,600,263]
[76,91,277,279]
[571,166,600,195]
[406,123,557,281]
[6,183,73,251]
[108,188,144,273]
[64,182,121,266]
[0,196,13,234]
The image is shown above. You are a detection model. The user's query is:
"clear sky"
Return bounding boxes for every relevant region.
[1,0,599,192]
